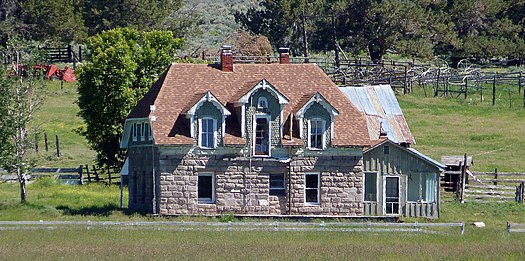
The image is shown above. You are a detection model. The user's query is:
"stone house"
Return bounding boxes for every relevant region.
[120,47,442,218]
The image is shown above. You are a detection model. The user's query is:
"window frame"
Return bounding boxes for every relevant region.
[269,174,286,196]
[198,173,215,204]
[198,117,217,149]
[407,173,436,203]
[363,172,378,202]
[253,114,271,157]
[132,123,138,142]
[304,172,321,205]
[384,176,400,215]
[308,118,326,150]
[257,96,268,109]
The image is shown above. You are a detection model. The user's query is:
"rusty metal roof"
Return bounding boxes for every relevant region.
[339,84,415,144]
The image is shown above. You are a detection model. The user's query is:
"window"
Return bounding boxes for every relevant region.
[269,174,285,196]
[308,119,325,149]
[257,97,268,109]
[254,115,270,156]
[384,145,390,155]
[132,123,138,141]
[140,123,146,141]
[407,173,436,202]
[364,172,377,201]
[305,173,320,204]
[199,118,217,149]
[147,123,153,141]
[198,173,215,203]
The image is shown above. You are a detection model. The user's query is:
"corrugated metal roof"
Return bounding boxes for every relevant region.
[339,84,415,144]
[408,148,447,170]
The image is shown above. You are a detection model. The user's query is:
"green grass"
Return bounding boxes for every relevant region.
[398,85,525,172]
[29,80,96,168]
[2,178,525,259]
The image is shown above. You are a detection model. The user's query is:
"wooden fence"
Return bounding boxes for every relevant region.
[445,169,525,203]
[30,165,122,185]
[0,220,465,234]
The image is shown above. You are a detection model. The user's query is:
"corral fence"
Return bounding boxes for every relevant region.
[446,168,525,203]
[24,165,122,185]
[40,44,83,68]
[0,220,465,234]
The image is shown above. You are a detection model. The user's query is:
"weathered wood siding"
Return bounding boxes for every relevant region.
[363,141,441,218]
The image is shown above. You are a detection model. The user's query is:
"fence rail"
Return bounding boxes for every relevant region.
[507,223,525,233]
[0,165,123,185]
[0,221,465,234]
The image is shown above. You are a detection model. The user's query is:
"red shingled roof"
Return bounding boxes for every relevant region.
[128,63,370,147]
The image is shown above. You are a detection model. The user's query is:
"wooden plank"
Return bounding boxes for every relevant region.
[466,184,516,190]
[478,179,525,183]
[464,189,516,196]
[465,194,514,200]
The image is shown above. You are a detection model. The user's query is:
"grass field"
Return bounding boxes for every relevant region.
[2,179,525,260]
[29,81,96,168]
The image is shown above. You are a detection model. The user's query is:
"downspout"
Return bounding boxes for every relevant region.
[150,106,157,215]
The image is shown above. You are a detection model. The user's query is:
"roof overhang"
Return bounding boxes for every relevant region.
[295,92,339,118]
[120,117,149,149]
[185,91,231,118]
[236,79,289,106]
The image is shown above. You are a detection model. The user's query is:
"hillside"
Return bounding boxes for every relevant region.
[180,0,259,55]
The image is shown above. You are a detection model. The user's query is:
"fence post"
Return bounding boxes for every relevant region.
[79,165,84,185]
[107,165,112,185]
[464,78,468,99]
[85,165,92,183]
[520,182,524,204]
[460,153,467,203]
[492,75,496,106]
[93,165,100,182]
[461,223,465,235]
[35,133,39,153]
[494,168,498,186]
[44,133,48,152]
[55,135,60,157]
[403,66,408,95]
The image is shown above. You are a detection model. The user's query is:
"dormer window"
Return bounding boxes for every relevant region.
[308,119,326,149]
[199,117,217,149]
[257,97,268,109]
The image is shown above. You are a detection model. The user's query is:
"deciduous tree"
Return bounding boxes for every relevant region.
[76,28,184,168]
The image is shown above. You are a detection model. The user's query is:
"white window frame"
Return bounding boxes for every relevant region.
[198,117,217,149]
[147,123,153,141]
[132,123,138,142]
[383,176,401,216]
[304,172,321,205]
[198,173,215,204]
[363,172,378,202]
[257,96,268,109]
[308,118,326,150]
[140,122,146,141]
[252,114,271,157]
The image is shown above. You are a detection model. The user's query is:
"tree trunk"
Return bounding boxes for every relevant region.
[368,39,385,63]
[20,177,27,203]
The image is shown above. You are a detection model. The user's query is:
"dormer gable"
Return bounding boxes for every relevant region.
[295,92,339,149]
[234,79,289,138]
[235,79,289,106]
[185,91,231,142]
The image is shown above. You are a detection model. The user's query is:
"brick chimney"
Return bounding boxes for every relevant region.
[279,47,290,64]
[220,45,233,72]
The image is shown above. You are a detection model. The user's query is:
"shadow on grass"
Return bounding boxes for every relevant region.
[57,203,120,217]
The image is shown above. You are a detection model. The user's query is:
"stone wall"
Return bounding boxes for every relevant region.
[157,150,363,216]
[288,156,363,215]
